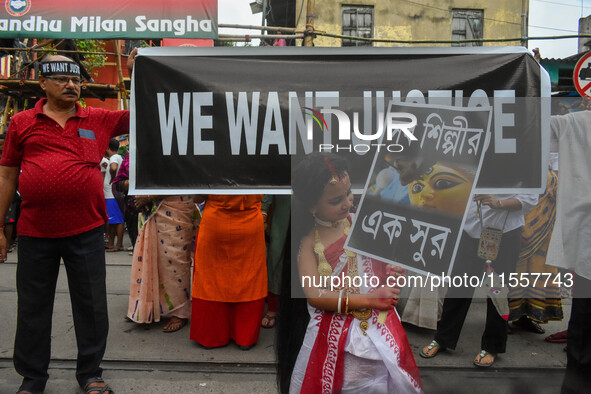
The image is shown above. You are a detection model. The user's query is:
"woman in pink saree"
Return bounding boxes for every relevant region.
[127,195,198,332]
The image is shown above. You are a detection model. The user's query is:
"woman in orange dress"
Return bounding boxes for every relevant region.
[190,195,267,350]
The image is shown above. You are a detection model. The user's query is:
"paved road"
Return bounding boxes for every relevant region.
[0,240,571,393]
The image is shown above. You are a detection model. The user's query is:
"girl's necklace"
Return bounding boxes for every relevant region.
[314,215,339,228]
[314,218,355,287]
[313,218,372,335]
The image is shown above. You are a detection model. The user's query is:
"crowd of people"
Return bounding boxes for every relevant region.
[0,51,589,394]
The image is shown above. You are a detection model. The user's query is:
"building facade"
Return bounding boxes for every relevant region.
[294,0,528,47]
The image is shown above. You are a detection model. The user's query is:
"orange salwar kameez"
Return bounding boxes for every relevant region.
[190,195,267,348]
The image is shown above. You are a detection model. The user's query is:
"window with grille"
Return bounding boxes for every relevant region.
[342,5,374,47]
[451,9,483,47]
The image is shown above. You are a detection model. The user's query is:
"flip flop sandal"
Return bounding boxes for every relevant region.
[261,313,276,329]
[420,340,445,358]
[473,350,495,368]
[545,330,567,343]
[162,317,187,333]
[84,377,114,394]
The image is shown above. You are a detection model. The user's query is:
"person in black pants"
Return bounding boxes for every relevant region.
[0,51,136,394]
[420,194,537,368]
[561,274,591,393]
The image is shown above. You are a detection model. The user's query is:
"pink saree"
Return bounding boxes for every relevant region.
[127,195,196,323]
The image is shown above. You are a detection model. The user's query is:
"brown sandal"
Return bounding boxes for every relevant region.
[261,313,276,329]
[420,340,445,358]
[162,317,187,333]
[473,350,495,368]
[83,377,114,394]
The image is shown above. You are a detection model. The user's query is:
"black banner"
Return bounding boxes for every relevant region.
[130,46,548,194]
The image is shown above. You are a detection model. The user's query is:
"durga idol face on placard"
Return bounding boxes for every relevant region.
[408,163,474,217]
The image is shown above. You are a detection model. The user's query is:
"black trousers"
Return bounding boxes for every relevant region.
[434,228,522,354]
[561,274,591,394]
[14,226,109,392]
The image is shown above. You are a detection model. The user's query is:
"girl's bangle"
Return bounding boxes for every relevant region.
[345,292,350,315]
[337,290,343,314]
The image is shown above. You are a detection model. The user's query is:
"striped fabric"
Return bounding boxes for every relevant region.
[509,169,563,323]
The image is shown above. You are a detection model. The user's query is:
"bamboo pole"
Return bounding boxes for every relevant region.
[219,24,297,33]
[304,0,315,47]
[218,34,303,41]
[113,40,128,110]
[0,47,118,56]
[314,31,529,45]
[0,96,11,135]
[0,33,588,50]
[261,0,267,38]
[1,38,30,129]
[30,38,59,51]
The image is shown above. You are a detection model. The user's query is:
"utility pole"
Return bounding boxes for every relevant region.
[521,0,529,47]
[304,0,315,47]
[262,0,267,39]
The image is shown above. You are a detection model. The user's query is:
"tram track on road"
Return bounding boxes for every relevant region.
[0,358,566,392]
[0,358,277,375]
[0,357,564,377]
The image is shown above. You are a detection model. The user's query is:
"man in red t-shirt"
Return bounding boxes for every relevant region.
[0,51,136,394]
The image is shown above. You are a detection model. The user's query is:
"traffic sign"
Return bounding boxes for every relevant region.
[574,51,591,97]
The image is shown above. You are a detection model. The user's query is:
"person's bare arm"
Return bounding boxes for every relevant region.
[0,165,19,263]
[474,194,523,211]
[117,179,129,192]
[127,48,138,75]
[109,162,118,183]
[298,235,399,313]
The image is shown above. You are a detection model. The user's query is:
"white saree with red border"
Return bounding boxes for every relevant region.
[290,224,422,394]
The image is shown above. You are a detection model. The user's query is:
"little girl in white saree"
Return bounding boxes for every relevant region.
[290,153,422,394]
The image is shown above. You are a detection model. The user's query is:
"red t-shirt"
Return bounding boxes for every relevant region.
[0,99,130,238]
